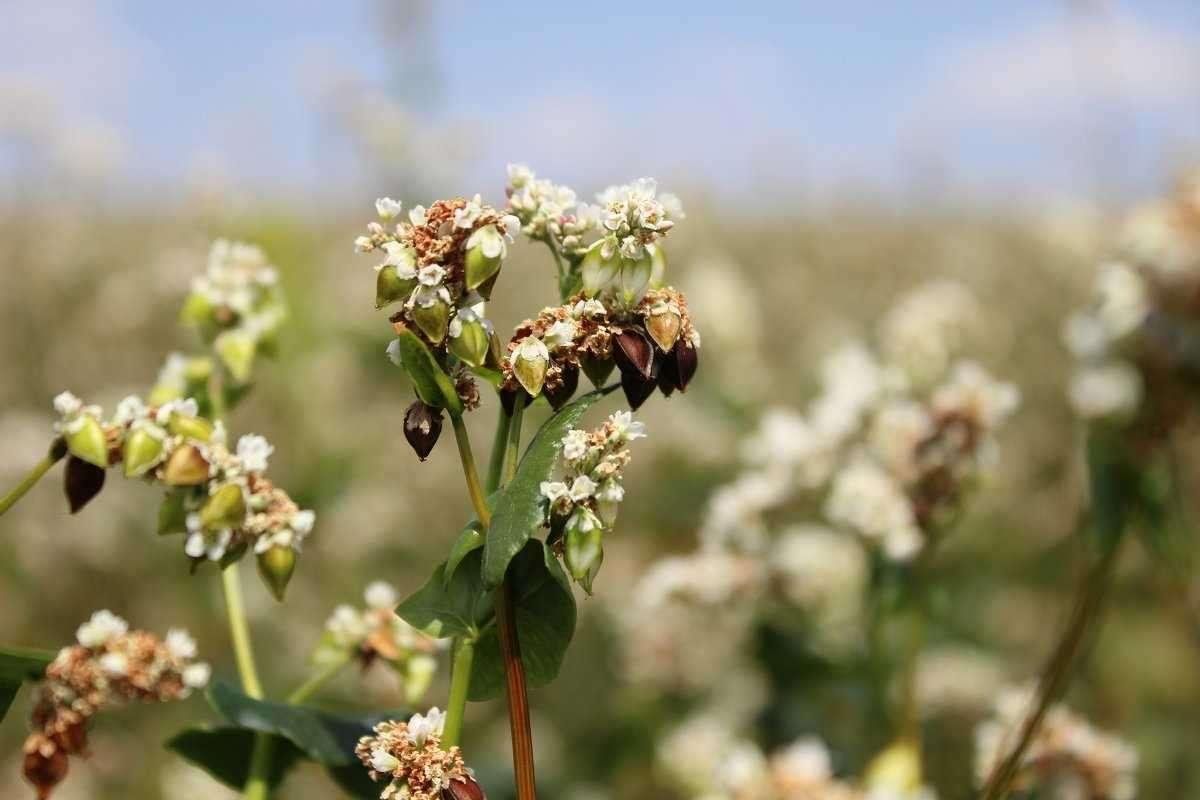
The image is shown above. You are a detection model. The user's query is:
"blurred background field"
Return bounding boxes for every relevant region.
[3,2,1200,798]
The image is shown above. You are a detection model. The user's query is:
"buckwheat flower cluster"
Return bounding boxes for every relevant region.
[505,163,596,253]
[593,177,683,261]
[315,581,444,704]
[179,239,287,384]
[355,708,484,800]
[48,392,314,597]
[539,411,645,591]
[974,686,1137,800]
[359,194,518,353]
[22,611,210,799]
[504,287,699,411]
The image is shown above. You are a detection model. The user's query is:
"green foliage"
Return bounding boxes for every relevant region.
[166,727,303,791]
[0,646,54,723]
[482,388,611,588]
[1085,431,1137,553]
[391,327,464,414]
[396,550,492,639]
[444,521,485,586]
[469,540,576,701]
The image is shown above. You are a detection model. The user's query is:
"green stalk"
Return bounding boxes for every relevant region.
[441,638,475,748]
[486,407,513,494]
[503,400,526,484]
[221,562,271,800]
[286,651,352,705]
[0,440,66,518]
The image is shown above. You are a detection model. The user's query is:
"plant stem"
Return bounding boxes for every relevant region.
[0,440,65,518]
[286,651,352,705]
[451,414,491,527]
[221,563,272,800]
[980,542,1121,800]
[503,400,526,484]
[441,637,475,749]
[486,408,513,494]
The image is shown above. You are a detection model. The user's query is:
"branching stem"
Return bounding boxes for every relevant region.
[0,440,65,518]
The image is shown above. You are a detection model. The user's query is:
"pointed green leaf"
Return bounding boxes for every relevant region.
[469,540,576,701]
[444,522,486,586]
[392,328,464,415]
[0,646,55,723]
[482,387,614,588]
[165,727,303,791]
[396,550,492,640]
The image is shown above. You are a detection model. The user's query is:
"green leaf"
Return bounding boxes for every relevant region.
[445,521,485,586]
[482,388,611,588]
[205,680,400,767]
[392,328,464,415]
[0,646,54,723]
[1086,431,1136,553]
[469,540,576,701]
[396,550,492,640]
[166,727,304,791]
[0,685,18,721]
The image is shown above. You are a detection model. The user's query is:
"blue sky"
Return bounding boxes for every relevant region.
[5,1,1200,206]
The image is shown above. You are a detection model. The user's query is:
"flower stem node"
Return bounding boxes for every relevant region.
[376,264,417,310]
[199,483,247,530]
[163,444,211,487]
[404,401,445,461]
[512,336,550,396]
[465,225,507,295]
[257,544,297,601]
[64,456,106,514]
[64,416,108,469]
[122,427,165,478]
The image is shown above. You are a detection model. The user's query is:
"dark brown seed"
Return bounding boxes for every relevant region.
[579,353,616,388]
[63,456,106,514]
[403,401,444,461]
[621,364,658,410]
[23,740,69,800]
[613,328,654,379]
[442,776,487,800]
[499,386,534,415]
[544,364,579,410]
[671,341,698,391]
[657,355,677,397]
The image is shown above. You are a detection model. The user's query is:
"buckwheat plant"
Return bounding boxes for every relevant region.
[623,280,1016,798]
[354,166,699,800]
[981,172,1200,799]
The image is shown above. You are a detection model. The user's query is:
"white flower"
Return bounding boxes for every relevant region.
[354,235,374,252]
[53,391,83,418]
[467,223,507,260]
[112,395,149,426]
[596,479,625,504]
[542,319,578,350]
[406,707,446,746]
[540,481,569,503]
[326,605,369,647]
[1063,312,1110,360]
[76,610,129,648]
[608,410,646,442]
[567,505,602,534]
[375,197,403,220]
[365,581,398,610]
[454,194,484,229]
[932,361,1020,430]
[1094,261,1149,340]
[165,629,198,661]
[824,456,923,561]
[185,513,233,561]
[408,205,427,226]
[417,264,446,287]
[568,475,598,502]
[182,662,212,689]
[514,335,550,363]
[370,749,401,774]
[560,429,590,461]
[236,434,274,473]
[382,241,417,278]
[1069,362,1143,420]
[99,652,129,676]
[290,509,316,536]
[386,339,402,366]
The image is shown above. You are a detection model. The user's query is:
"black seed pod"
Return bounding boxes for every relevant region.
[499,386,534,415]
[442,776,487,800]
[613,327,654,379]
[64,455,106,514]
[404,400,444,461]
[664,340,698,392]
[579,353,616,388]
[544,364,579,410]
[621,361,659,410]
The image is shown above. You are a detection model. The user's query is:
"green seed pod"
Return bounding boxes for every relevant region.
[123,427,165,478]
[157,492,189,535]
[580,244,620,297]
[580,354,616,388]
[511,336,550,396]
[167,413,214,443]
[448,314,490,367]
[257,545,297,601]
[376,265,416,309]
[216,330,257,384]
[564,521,604,595]
[411,298,450,344]
[163,444,210,486]
[64,416,109,468]
[465,225,505,293]
[199,483,246,530]
[179,291,215,326]
[619,252,654,308]
[647,242,667,287]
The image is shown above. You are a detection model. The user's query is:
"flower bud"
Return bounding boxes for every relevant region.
[215,330,257,384]
[200,483,247,530]
[448,314,491,368]
[564,515,604,595]
[619,252,654,308]
[63,455,106,514]
[465,225,506,294]
[64,416,108,468]
[179,291,215,327]
[163,444,211,486]
[644,302,682,352]
[412,298,450,344]
[511,336,550,396]
[441,776,487,800]
[404,401,444,461]
[613,329,654,379]
[376,264,417,309]
[122,427,164,478]
[167,413,214,442]
[157,492,188,535]
[580,244,620,297]
[621,361,659,411]
[543,364,579,411]
[257,544,297,601]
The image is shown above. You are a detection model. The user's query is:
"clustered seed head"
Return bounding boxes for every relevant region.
[316,582,445,704]
[975,686,1137,800]
[355,709,485,800]
[539,411,645,591]
[1064,172,1200,445]
[23,611,210,800]
[49,392,314,595]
